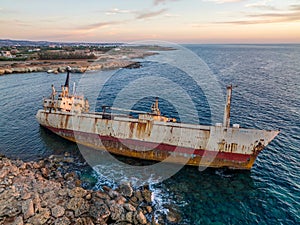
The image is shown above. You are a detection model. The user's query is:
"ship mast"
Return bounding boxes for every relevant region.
[151,97,161,115]
[223,85,236,127]
[64,66,71,96]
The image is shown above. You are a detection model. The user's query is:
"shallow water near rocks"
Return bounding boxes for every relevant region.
[0,44,299,224]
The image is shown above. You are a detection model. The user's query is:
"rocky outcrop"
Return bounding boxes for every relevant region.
[0,154,158,225]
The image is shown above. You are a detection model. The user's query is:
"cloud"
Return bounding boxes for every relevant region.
[289,4,300,11]
[208,3,300,25]
[216,13,300,25]
[249,12,300,21]
[105,8,133,15]
[74,8,170,33]
[77,21,125,32]
[245,0,277,11]
[213,19,274,25]
[136,9,168,19]
[153,0,178,5]
[164,13,180,18]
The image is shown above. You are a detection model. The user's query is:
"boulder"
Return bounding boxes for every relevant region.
[108,189,120,199]
[94,191,111,201]
[68,187,87,198]
[58,188,68,197]
[115,195,127,205]
[129,196,139,208]
[21,192,31,200]
[64,172,77,181]
[54,216,71,225]
[145,205,152,213]
[0,189,22,217]
[118,182,133,198]
[12,67,27,73]
[58,67,65,73]
[109,203,125,221]
[66,197,90,217]
[74,217,95,225]
[41,190,57,208]
[51,205,65,218]
[27,208,51,225]
[64,209,74,218]
[166,208,181,224]
[4,69,13,74]
[33,192,41,213]
[142,189,152,203]
[0,168,9,179]
[85,193,92,200]
[125,212,134,223]
[12,216,23,225]
[22,199,35,219]
[134,190,143,203]
[89,202,110,222]
[135,211,147,225]
[123,203,136,212]
[102,186,111,192]
[40,167,49,178]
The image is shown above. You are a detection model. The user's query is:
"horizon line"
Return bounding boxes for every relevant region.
[1,38,300,46]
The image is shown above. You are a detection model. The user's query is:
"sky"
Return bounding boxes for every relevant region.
[0,0,300,43]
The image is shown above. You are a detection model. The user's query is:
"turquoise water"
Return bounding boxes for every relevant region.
[0,44,299,224]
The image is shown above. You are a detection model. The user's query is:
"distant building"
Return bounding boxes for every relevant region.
[10,49,20,55]
[28,48,41,52]
[0,51,13,58]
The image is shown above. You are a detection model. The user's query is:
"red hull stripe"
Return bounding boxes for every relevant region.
[45,126,251,162]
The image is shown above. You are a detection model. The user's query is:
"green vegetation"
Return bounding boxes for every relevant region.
[0,45,118,61]
[38,52,97,60]
[0,56,27,61]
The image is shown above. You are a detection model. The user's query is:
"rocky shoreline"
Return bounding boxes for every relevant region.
[0,60,144,75]
[0,154,163,225]
[0,47,158,75]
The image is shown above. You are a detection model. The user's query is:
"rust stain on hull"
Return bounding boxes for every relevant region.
[43,123,260,170]
[58,131,257,170]
[36,109,279,170]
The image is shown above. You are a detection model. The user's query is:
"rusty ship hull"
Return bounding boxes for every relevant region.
[36,110,279,170]
[36,68,279,170]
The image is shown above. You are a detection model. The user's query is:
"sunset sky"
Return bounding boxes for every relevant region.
[1,0,300,43]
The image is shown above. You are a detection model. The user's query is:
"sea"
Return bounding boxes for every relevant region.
[0,44,299,224]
